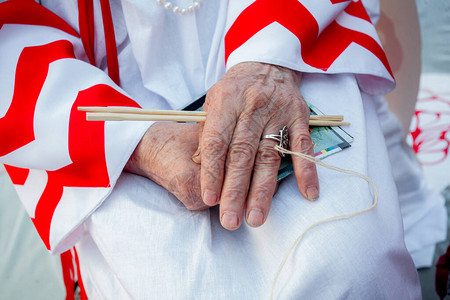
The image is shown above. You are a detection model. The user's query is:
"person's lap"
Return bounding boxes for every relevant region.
[77,73,420,299]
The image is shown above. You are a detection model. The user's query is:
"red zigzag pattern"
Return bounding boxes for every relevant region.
[225,0,393,78]
[0,1,139,250]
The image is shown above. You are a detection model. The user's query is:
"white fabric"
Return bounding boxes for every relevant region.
[76,73,421,299]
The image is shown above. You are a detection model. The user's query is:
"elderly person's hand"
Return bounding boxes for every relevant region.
[198,62,319,230]
[125,122,208,211]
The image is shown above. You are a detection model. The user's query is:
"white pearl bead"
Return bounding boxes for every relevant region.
[156,0,203,15]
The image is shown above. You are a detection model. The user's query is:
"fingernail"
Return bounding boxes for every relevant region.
[306,186,319,201]
[221,212,239,229]
[191,149,201,164]
[203,190,217,205]
[248,209,264,227]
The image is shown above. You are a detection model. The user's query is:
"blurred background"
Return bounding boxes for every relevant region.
[408,0,450,299]
[0,0,449,299]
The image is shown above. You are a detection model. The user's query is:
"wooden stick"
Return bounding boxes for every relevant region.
[308,120,350,127]
[79,106,344,122]
[86,112,349,126]
[309,115,343,121]
[79,106,207,116]
[86,112,207,122]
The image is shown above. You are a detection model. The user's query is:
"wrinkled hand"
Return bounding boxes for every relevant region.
[125,122,208,211]
[198,62,319,230]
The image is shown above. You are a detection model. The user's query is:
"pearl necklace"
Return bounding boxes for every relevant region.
[156,0,203,15]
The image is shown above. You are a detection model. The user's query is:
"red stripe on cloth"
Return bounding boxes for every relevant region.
[60,250,76,300]
[330,0,351,4]
[0,0,78,37]
[302,20,393,78]
[225,0,319,64]
[99,0,120,85]
[0,40,76,156]
[32,84,139,250]
[78,0,96,65]
[74,248,88,300]
[3,165,29,185]
[344,0,372,23]
[225,0,392,77]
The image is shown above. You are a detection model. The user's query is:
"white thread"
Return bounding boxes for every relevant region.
[270,145,378,299]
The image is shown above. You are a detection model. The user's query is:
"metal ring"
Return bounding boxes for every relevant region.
[263,134,281,142]
[263,126,290,157]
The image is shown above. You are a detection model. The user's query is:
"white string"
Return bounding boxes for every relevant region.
[270,145,378,300]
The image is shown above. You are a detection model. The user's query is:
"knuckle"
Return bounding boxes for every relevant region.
[256,144,280,166]
[202,168,221,186]
[227,141,257,169]
[291,133,313,153]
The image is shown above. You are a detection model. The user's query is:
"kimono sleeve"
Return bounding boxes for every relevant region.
[0,0,150,254]
[224,0,395,95]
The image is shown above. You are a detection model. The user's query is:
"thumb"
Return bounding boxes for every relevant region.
[191,146,201,164]
[191,121,204,164]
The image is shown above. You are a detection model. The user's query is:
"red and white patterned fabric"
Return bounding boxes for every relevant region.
[0,0,394,254]
[0,0,150,253]
[225,0,394,94]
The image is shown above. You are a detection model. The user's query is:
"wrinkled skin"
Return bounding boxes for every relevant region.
[125,122,208,211]
[125,62,319,230]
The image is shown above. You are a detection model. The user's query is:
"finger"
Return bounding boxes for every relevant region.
[192,121,203,164]
[200,100,237,207]
[245,124,282,227]
[191,148,201,164]
[219,115,263,230]
[289,111,320,201]
[192,102,209,164]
